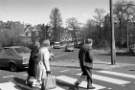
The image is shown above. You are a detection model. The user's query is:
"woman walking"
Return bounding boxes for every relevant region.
[36,40,51,85]
[26,41,40,86]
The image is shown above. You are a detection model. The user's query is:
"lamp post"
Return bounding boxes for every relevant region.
[110,0,116,65]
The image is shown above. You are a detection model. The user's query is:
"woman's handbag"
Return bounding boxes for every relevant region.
[41,74,56,90]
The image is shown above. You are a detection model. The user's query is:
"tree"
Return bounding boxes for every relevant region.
[0,21,24,46]
[94,8,106,26]
[66,17,80,45]
[84,19,97,39]
[37,24,51,42]
[93,8,106,47]
[49,7,62,41]
[93,8,106,39]
[103,14,111,39]
[113,0,135,48]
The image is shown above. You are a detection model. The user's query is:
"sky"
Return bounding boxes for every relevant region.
[0,0,130,25]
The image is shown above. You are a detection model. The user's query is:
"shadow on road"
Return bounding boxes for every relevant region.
[13,77,77,90]
[116,52,135,56]
[56,80,78,90]
[51,65,80,69]
[0,67,9,71]
[94,62,109,65]
[128,69,135,71]
[97,52,135,56]
[0,67,27,72]
[13,77,31,90]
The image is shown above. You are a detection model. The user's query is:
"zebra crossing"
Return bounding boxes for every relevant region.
[56,69,135,90]
[76,73,130,85]
[56,75,106,90]
[0,69,135,90]
[97,70,135,79]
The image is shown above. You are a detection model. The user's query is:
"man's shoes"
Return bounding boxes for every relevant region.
[74,82,79,90]
[87,86,95,89]
[68,86,79,90]
[73,86,79,90]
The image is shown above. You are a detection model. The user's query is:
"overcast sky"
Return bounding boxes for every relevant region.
[0,0,129,25]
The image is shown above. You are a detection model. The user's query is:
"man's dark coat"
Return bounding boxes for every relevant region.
[28,45,39,77]
[78,44,93,71]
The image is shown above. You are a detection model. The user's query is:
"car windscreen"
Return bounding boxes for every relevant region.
[14,47,30,53]
[5,49,17,56]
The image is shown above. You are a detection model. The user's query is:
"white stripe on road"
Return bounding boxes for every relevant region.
[17,82,65,90]
[0,81,65,90]
[55,53,67,58]
[76,73,130,85]
[97,70,135,79]
[60,70,70,73]
[22,73,27,76]
[51,86,65,90]
[15,83,31,90]
[3,75,14,78]
[93,74,130,85]
[0,82,19,90]
[56,75,106,90]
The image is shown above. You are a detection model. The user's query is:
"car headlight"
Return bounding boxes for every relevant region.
[22,57,29,64]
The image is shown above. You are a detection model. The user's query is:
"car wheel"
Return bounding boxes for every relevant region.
[9,63,17,72]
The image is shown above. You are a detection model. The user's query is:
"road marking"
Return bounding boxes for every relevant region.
[17,82,65,90]
[93,74,130,85]
[76,73,130,85]
[51,86,65,90]
[56,75,106,90]
[0,82,19,90]
[22,73,27,76]
[15,82,31,90]
[60,69,69,73]
[74,68,81,71]
[55,53,67,58]
[97,70,135,79]
[0,81,65,90]
[3,75,14,78]
[108,87,112,89]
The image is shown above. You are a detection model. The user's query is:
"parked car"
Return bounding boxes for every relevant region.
[65,44,74,52]
[129,44,135,55]
[53,42,61,49]
[0,46,30,71]
[74,41,83,48]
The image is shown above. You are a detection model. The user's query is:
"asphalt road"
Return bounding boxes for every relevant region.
[0,48,135,90]
[54,48,135,64]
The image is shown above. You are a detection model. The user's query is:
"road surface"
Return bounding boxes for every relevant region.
[0,49,135,90]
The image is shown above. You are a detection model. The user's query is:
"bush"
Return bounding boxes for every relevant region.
[93,40,110,49]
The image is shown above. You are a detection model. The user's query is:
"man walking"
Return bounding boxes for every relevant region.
[74,38,95,90]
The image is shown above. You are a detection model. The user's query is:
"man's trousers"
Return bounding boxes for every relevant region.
[76,67,93,88]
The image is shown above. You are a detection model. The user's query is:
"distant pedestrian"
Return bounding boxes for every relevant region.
[74,38,95,90]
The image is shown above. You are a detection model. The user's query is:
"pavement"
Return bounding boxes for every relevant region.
[50,59,135,70]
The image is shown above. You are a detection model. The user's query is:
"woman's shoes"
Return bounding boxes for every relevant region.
[87,86,95,89]
[68,86,79,90]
